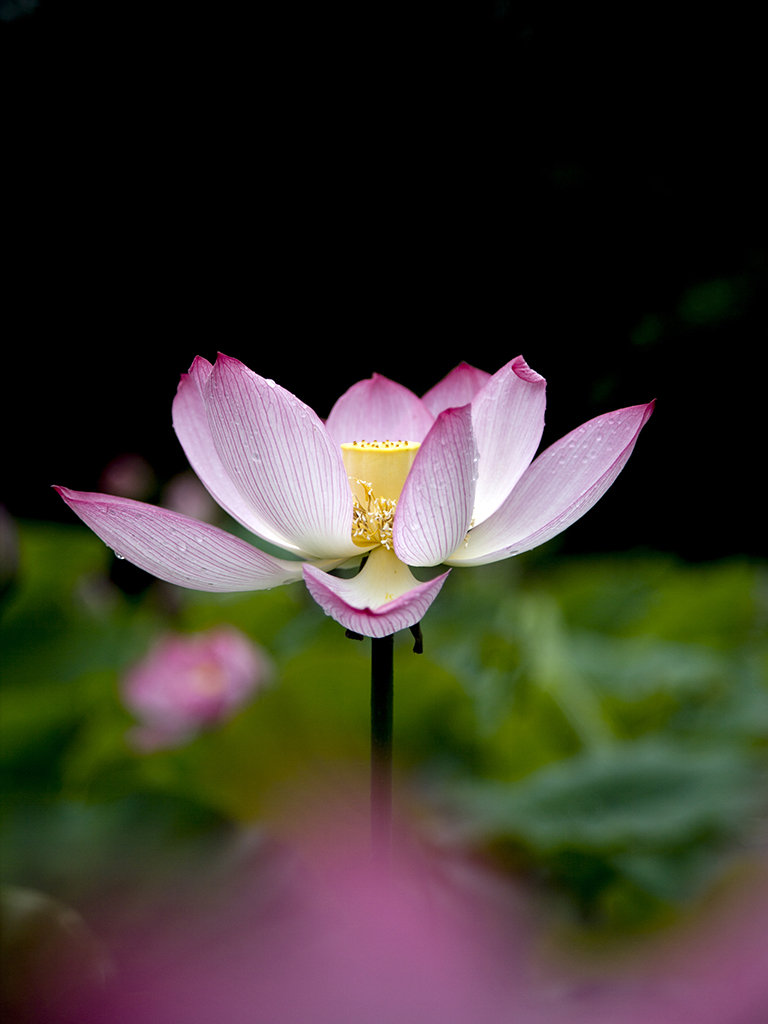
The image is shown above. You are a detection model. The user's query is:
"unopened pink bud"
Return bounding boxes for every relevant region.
[122,627,271,750]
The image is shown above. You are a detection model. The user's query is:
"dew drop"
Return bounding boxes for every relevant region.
[114,551,125,560]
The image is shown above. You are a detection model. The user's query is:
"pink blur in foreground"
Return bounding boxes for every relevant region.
[30,815,768,1024]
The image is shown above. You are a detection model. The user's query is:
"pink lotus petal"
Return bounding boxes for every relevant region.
[54,487,306,591]
[325,373,436,445]
[173,356,303,553]
[470,356,547,524]
[204,355,359,560]
[394,405,477,566]
[421,361,492,416]
[447,401,655,565]
[302,548,450,638]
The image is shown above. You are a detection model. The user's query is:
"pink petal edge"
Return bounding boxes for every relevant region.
[54,486,306,592]
[421,362,492,416]
[447,400,655,566]
[203,354,359,560]
[173,355,304,553]
[302,563,450,638]
[468,355,547,525]
[393,404,477,567]
[325,373,436,446]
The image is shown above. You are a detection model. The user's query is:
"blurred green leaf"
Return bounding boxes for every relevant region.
[442,738,765,922]
[447,739,761,852]
[677,277,743,325]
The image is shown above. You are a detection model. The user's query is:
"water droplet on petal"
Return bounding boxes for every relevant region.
[114,551,125,560]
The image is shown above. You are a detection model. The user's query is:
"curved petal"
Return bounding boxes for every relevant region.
[302,546,450,638]
[172,356,299,552]
[470,356,547,525]
[204,355,359,560]
[447,401,655,566]
[421,362,492,416]
[393,405,477,567]
[54,487,306,592]
[325,374,435,445]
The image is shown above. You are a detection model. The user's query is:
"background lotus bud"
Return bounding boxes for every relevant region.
[122,627,272,750]
[162,470,219,523]
[98,453,156,501]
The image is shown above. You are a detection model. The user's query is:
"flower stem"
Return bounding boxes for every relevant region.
[370,634,394,859]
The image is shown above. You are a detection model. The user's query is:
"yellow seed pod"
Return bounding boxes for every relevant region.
[340,440,420,503]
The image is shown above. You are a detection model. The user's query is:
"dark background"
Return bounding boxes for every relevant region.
[2,2,765,561]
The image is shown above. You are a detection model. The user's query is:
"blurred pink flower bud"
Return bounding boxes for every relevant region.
[98,453,156,501]
[161,471,219,523]
[122,627,271,750]
[0,504,19,596]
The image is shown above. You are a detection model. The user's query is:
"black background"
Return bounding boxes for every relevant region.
[2,2,765,561]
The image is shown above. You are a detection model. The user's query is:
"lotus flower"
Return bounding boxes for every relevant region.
[55,354,653,638]
[121,627,272,750]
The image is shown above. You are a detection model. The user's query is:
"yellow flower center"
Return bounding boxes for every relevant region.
[340,440,420,549]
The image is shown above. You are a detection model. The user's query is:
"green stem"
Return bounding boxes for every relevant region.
[370,634,394,859]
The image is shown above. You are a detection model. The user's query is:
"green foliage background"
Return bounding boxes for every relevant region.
[2,519,766,944]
